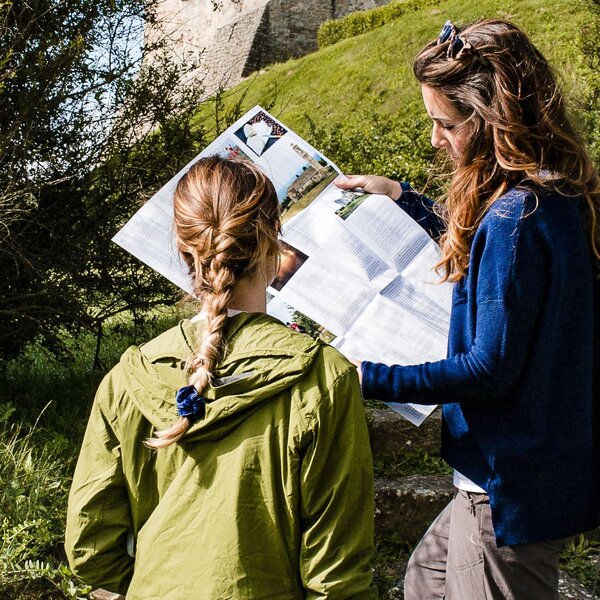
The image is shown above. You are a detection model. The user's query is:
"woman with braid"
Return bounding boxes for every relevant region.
[66,157,377,600]
[337,19,600,600]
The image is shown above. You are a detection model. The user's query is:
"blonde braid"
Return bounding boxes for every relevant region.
[188,249,236,390]
[145,156,280,449]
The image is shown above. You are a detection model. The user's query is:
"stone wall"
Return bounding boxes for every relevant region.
[146,0,394,97]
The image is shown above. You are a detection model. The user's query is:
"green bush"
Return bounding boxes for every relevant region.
[318,0,442,48]
[304,107,443,193]
[0,309,188,598]
[560,534,600,592]
[0,422,90,598]
[0,307,189,436]
[373,448,452,478]
[579,0,600,164]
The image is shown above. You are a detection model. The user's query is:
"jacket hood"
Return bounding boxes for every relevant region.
[118,312,321,442]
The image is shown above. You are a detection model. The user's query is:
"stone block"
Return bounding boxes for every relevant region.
[367,406,442,463]
[375,474,453,546]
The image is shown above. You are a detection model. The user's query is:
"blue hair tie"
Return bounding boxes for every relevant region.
[176,385,206,423]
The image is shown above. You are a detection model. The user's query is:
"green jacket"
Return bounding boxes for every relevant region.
[65,313,377,599]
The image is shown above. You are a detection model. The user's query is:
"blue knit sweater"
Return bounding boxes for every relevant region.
[362,183,600,546]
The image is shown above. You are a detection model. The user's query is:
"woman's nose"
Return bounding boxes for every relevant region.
[431,123,445,149]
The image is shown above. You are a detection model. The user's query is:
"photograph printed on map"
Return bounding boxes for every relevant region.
[217,140,250,161]
[270,241,309,291]
[234,111,287,157]
[277,145,338,224]
[334,190,370,220]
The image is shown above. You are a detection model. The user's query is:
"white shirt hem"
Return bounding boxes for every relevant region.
[453,469,487,493]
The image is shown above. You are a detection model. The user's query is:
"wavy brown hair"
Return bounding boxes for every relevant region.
[146,156,281,448]
[413,19,600,281]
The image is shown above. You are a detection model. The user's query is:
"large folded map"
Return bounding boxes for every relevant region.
[113,106,453,425]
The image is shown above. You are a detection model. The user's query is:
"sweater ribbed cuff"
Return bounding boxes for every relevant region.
[361,360,385,401]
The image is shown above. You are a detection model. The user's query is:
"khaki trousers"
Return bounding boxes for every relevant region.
[404,490,567,600]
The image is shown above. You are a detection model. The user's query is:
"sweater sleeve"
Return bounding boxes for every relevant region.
[362,199,549,405]
[299,366,377,599]
[394,181,446,240]
[65,375,134,595]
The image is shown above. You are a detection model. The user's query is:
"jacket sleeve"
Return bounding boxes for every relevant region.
[362,198,549,405]
[65,374,134,595]
[394,181,446,241]
[299,366,377,599]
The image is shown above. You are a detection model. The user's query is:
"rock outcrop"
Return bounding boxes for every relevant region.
[146,0,393,97]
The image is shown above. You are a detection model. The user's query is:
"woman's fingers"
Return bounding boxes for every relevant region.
[334,175,400,198]
[334,174,368,190]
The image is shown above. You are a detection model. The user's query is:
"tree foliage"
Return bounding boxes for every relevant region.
[0,0,209,359]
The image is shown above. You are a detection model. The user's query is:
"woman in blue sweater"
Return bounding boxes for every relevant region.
[337,19,600,599]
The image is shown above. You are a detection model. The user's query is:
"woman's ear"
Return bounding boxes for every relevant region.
[263,247,281,286]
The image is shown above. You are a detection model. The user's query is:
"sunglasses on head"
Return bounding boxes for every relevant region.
[437,20,473,60]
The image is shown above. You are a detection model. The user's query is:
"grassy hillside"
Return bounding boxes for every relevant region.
[197,0,592,181]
